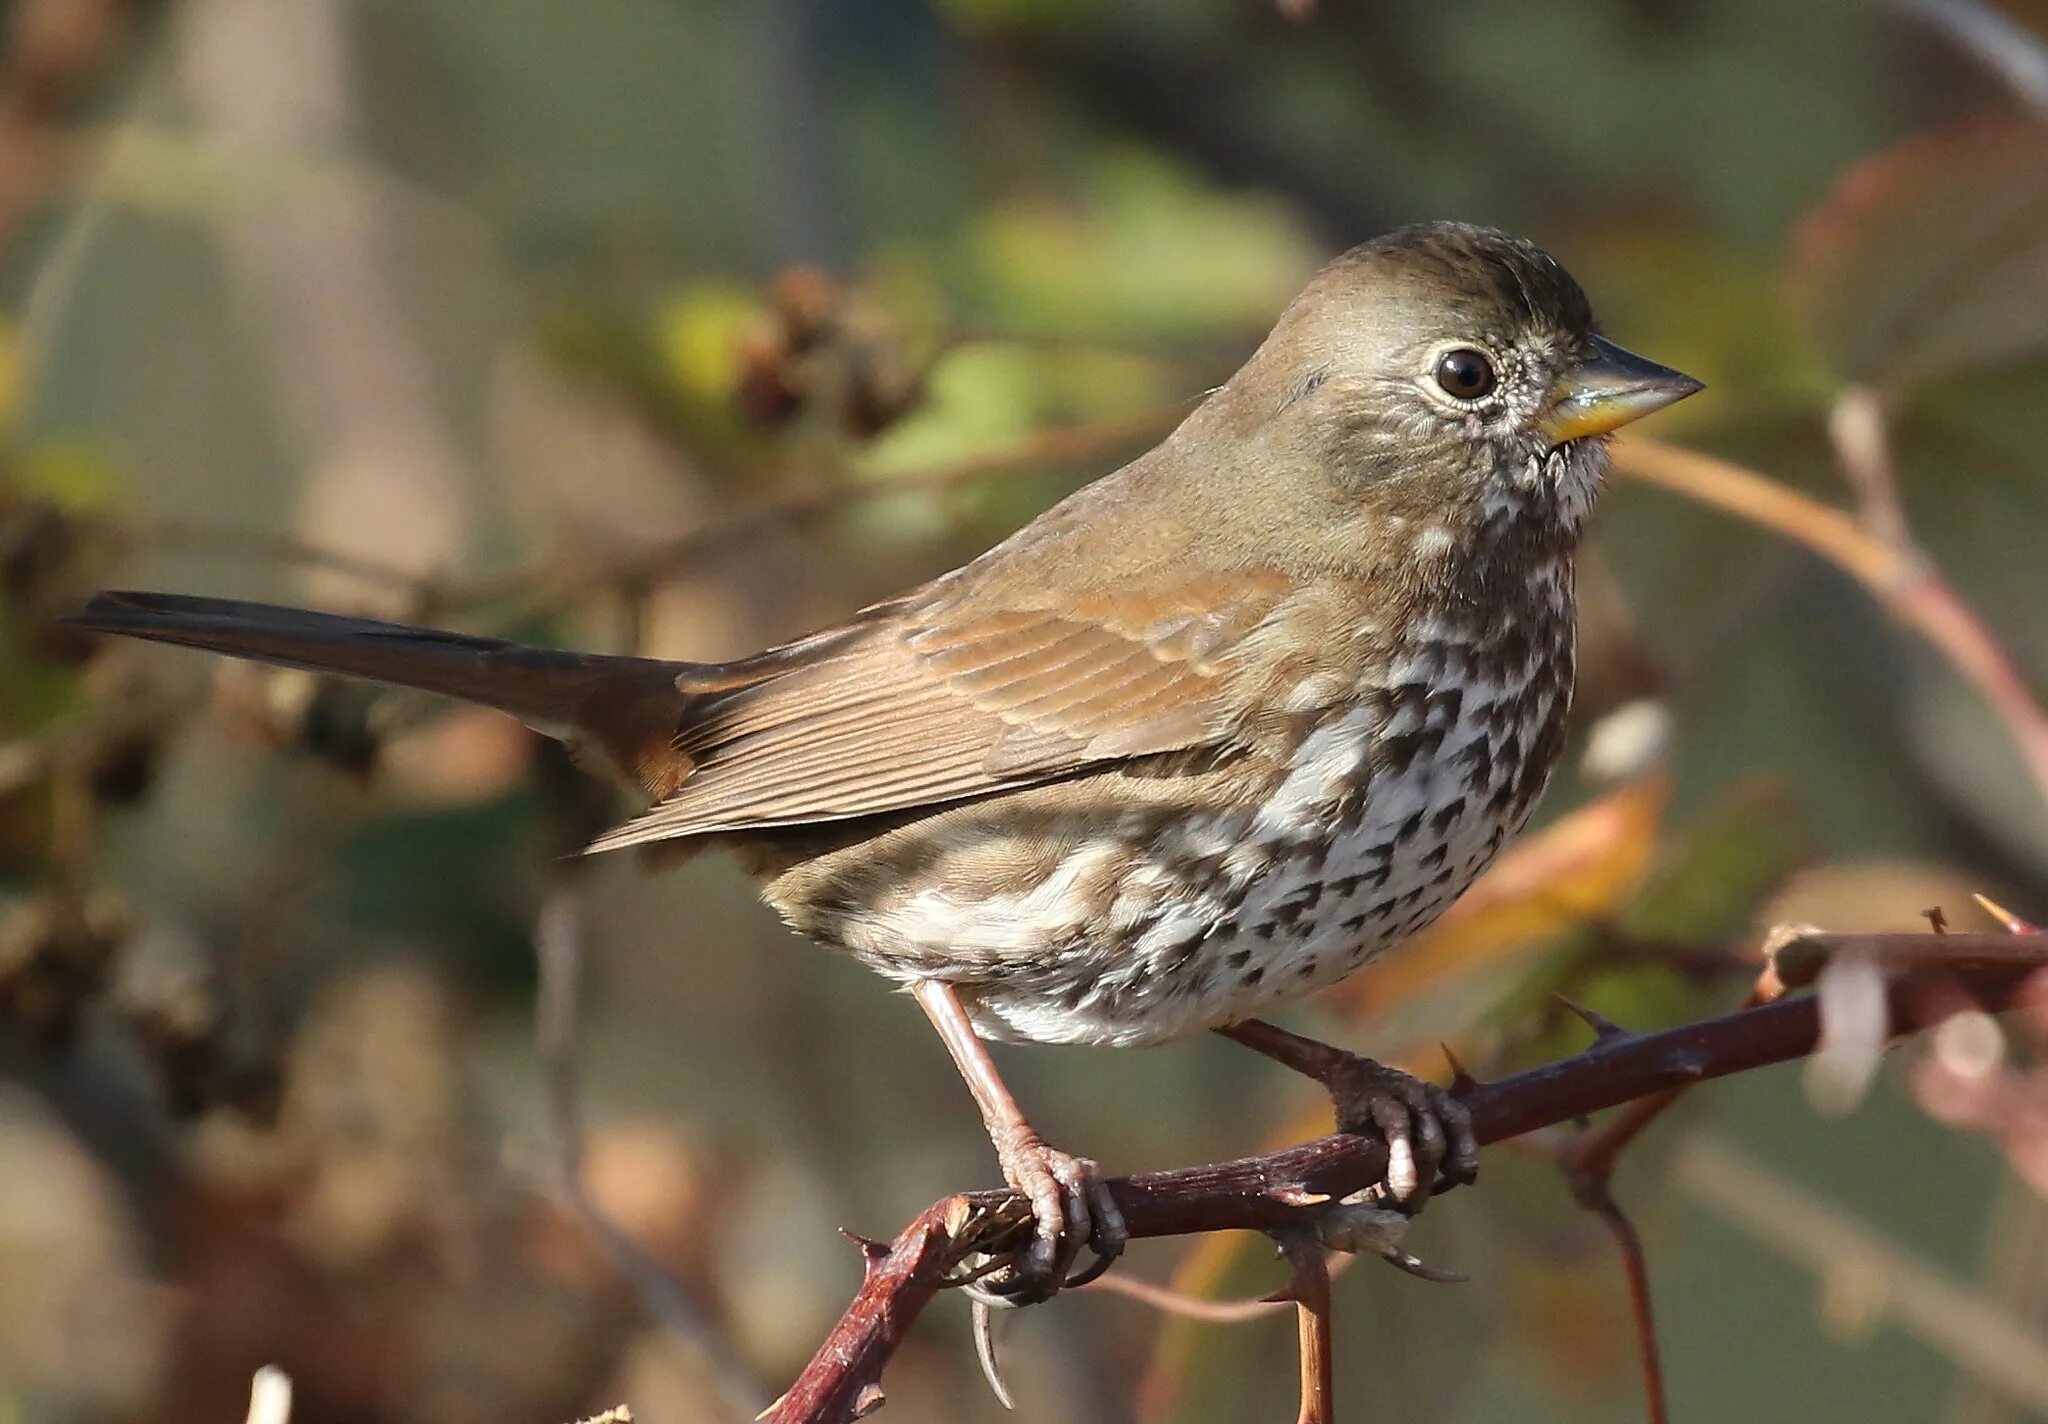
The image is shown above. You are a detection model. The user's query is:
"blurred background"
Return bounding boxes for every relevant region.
[3,0,2048,1420]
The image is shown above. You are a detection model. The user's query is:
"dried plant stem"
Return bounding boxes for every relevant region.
[1582,1178,1666,1424]
[439,409,1180,614]
[1276,1236,1335,1424]
[1614,434,2048,807]
[1081,1255,1353,1322]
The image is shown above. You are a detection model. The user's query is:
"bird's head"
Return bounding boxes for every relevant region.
[1236,221,1701,537]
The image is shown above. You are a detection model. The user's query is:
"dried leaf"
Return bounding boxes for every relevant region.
[1790,117,2048,392]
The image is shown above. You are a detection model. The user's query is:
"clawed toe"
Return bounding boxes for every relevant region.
[984,1131,1125,1304]
[1325,1057,1477,1207]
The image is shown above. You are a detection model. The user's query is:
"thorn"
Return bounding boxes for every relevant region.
[1272,1186,1333,1208]
[1924,905,1950,934]
[1667,1055,1709,1082]
[972,1299,1016,1411]
[839,1228,891,1282]
[1553,993,1630,1043]
[1976,893,2043,936]
[850,1383,887,1419]
[1441,1042,1481,1095]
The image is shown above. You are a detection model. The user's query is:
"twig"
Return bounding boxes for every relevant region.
[764,934,2048,1424]
[440,409,1180,614]
[1274,1235,1334,1424]
[758,1198,985,1424]
[1081,1252,1353,1322]
[533,893,769,1422]
[1829,386,1912,549]
[116,516,434,598]
[1558,1134,1669,1424]
[1892,0,2048,116]
[1549,981,1775,1424]
[1768,930,2048,990]
[1613,434,2048,808]
[1555,928,2022,1231]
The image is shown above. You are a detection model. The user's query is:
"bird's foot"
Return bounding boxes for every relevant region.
[1303,1194,1469,1284]
[977,1125,1128,1305]
[1321,1055,1479,1207]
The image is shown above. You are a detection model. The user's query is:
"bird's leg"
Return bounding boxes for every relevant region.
[912,980,1128,1302]
[1218,1019,1479,1205]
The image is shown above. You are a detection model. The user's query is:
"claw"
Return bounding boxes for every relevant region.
[1305,1194,1470,1283]
[1326,1056,1474,1205]
[971,1299,1016,1410]
[1385,1128,1418,1201]
[1063,1172,1127,1289]
[983,1131,1124,1304]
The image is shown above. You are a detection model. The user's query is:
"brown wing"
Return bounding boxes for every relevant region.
[584,572,1288,851]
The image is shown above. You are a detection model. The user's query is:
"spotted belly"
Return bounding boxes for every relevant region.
[971,740,1552,1043]
[762,611,1575,1049]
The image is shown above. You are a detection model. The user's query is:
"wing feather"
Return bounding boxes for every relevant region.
[585,572,1289,852]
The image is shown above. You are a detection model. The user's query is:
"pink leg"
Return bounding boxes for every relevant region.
[913,980,1127,1299]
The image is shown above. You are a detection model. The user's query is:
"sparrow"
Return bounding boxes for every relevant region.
[67,221,1700,1298]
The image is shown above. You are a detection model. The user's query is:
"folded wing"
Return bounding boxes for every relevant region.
[586,573,1286,850]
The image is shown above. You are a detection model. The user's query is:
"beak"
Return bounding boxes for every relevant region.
[1538,335,1703,445]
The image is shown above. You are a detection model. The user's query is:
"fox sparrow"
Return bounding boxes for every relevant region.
[70,222,1699,1298]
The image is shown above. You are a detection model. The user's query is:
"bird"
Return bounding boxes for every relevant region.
[67,221,1699,1299]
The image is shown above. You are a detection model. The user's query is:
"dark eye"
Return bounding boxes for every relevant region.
[1433,347,1497,401]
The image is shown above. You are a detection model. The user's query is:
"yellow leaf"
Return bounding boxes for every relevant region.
[655,285,763,401]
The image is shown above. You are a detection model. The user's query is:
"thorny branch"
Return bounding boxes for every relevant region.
[763,930,2048,1424]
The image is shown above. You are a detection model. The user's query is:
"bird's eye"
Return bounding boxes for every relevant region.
[1433,348,1497,401]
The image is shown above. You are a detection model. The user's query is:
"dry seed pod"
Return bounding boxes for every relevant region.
[731,267,925,438]
[0,890,132,1044]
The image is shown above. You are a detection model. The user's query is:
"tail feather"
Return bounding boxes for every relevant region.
[65,591,690,759]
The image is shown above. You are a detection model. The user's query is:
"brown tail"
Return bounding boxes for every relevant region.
[65,591,694,789]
